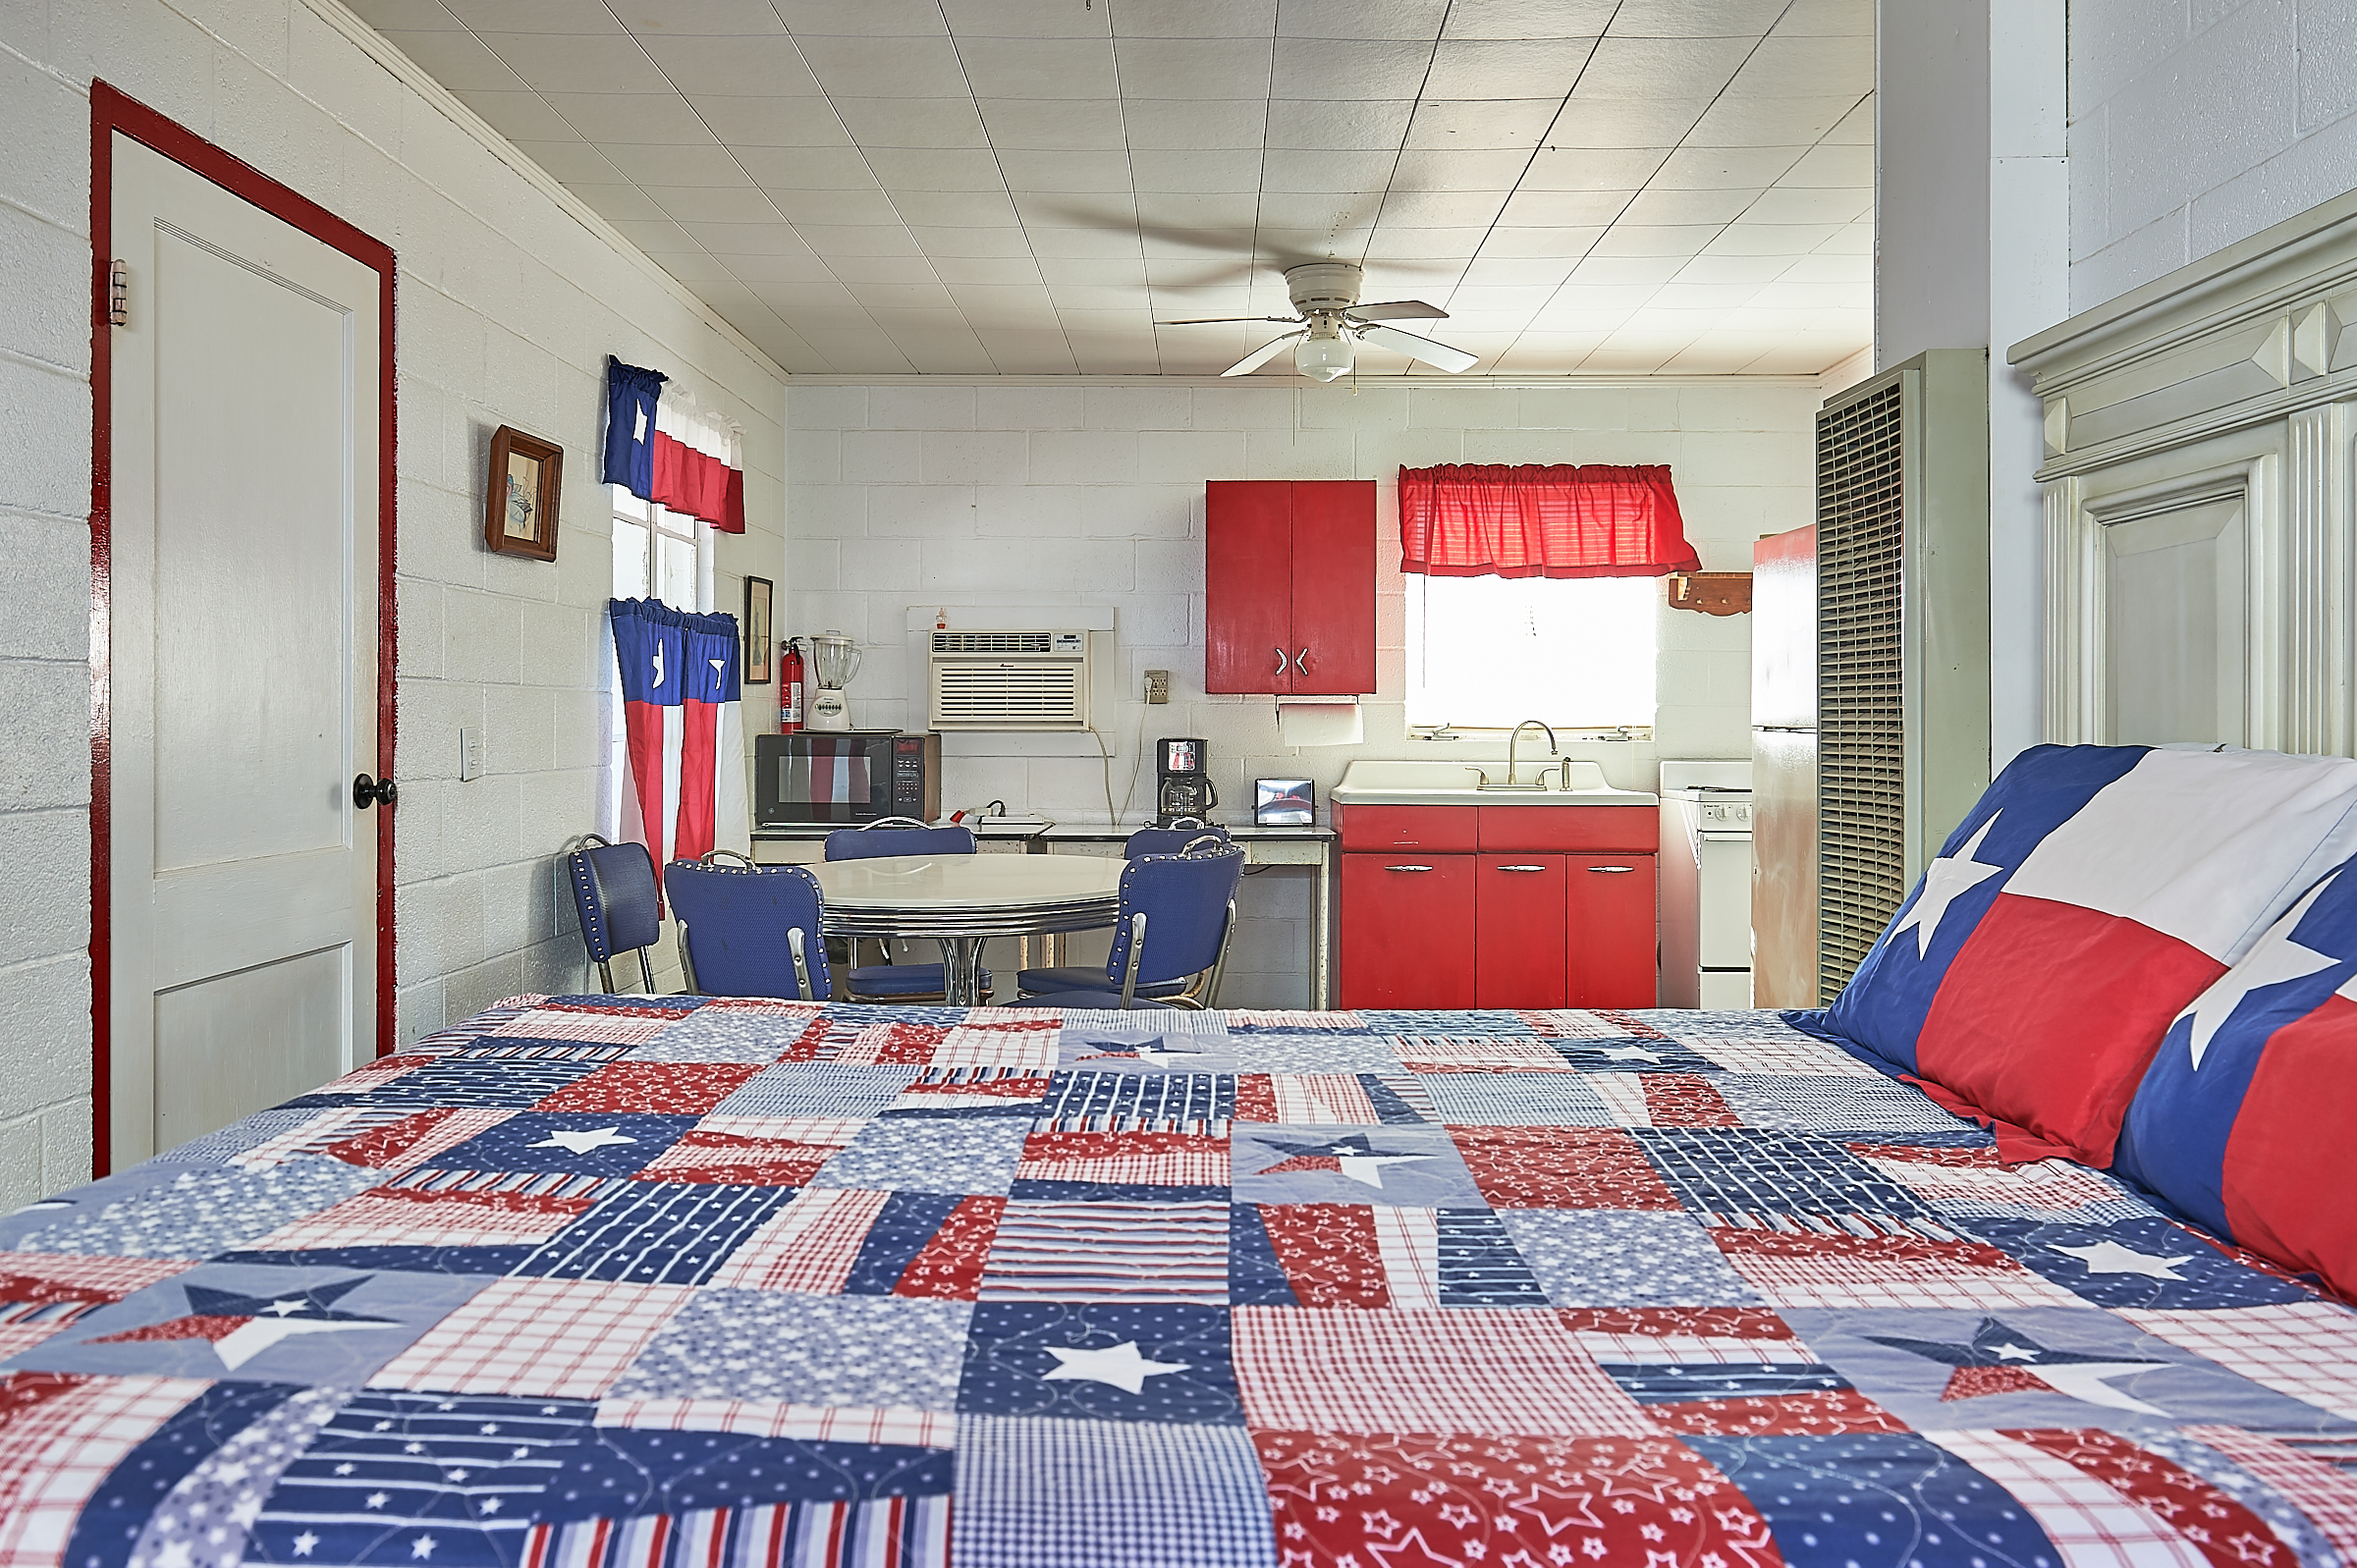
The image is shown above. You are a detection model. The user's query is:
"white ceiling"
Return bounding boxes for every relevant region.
[351,0,1874,377]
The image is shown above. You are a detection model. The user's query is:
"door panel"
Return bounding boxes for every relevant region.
[1341,852,1475,1008]
[1566,853,1657,1007]
[1288,480,1376,694]
[1475,854,1566,1008]
[2103,496,2244,746]
[112,136,381,1164]
[1205,480,1293,693]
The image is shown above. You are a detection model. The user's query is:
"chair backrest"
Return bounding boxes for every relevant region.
[565,838,659,962]
[1105,842,1246,988]
[1122,822,1232,859]
[664,860,832,1000]
[824,818,978,861]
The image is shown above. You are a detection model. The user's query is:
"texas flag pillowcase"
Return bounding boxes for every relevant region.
[2115,855,2357,1299]
[1819,743,2357,1165]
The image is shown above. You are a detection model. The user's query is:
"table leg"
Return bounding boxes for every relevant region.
[942,937,990,1007]
[1313,846,1334,1010]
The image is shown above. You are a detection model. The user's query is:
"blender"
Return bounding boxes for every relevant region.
[804,630,861,731]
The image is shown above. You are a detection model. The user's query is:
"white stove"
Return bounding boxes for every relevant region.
[1658,760,1753,1009]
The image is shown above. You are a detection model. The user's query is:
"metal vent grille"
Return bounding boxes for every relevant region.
[931,663,1084,730]
[932,630,1052,654]
[1817,380,1907,1003]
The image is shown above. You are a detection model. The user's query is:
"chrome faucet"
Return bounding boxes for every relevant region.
[1506,720,1559,786]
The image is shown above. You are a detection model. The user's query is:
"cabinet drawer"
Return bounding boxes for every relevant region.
[1337,804,1479,852]
[1478,806,1658,853]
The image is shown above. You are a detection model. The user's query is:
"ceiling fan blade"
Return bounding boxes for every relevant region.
[1156,315,1304,326]
[1355,323,1479,374]
[1221,333,1305,376]
[1347,300,1449,322]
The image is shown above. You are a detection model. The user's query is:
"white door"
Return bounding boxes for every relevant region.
[109,136,382,1165]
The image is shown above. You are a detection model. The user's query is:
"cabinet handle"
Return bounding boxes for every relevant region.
[1274,646,1290,676]
[1496,864,1548,873]
[1297,645,1311,673]
[1587,865,1635,873]
[1385,864,1433,873]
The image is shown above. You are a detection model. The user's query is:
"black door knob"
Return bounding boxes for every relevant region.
[353,773,397,809]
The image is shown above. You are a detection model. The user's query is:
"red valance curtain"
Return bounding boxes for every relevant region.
[1398,463,1699,579]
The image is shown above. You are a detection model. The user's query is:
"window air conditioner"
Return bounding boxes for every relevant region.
[927,629,1091,730]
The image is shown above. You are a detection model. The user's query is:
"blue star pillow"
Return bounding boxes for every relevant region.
[1812,744,2357,1165]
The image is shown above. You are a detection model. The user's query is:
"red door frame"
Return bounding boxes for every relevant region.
[88,81,399,1175]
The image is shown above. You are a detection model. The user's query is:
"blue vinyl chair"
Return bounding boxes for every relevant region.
[563,835,660,994]
[1014,840,1245,1010]
[824,817,989,1001]
[665,852,832,1000]
[1121,819,1232,859]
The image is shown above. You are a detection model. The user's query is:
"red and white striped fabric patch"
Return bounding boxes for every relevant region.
[0,1374,208,1565]
[245,1183,594,1252]
[2186,1424,2357,1561]
[2120,1303,2357,1423]
[593,1395,955,1449]
[1555,1306,1812,1365]
[1712,1226,2086,1310]
[491,1010,674,1046]
[979,1201,1228,1303]
[1014,1131,1229,1187]
[318,1108,518,1174]
[1924,1430,2214,1568]
[703,1187,893,1295]
[367,1278,690,1400]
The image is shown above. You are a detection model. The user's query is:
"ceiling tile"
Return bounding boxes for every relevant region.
[959,36,1121,98]
[380,28,527,89]
[474,32,670,93]
[825,254,943,285]
[1012,191,1140,229]
[680,220,823,254]
[1605,0,1786,37]
[1362,225,1497,259]
[908,225,1039,257]
[1736,32,1873,92]
[1265,98,1414,148]
[452,88,584,141]
[1444,0,1618,38]
[1823,96,1874,144]
[646,185,773,223]
[1474,225,1607,258]
[1672,253,1792,283]
[1457,255,1580,285]
[637,34,825,94]
[1779,141,1871,187]
[1404,98,1562,150]
[1649,281,1764,309]
[1259,147,1396,191]
[889,189,1024,227]
[1518,146,1671,189]
[1778,0,1874,36]
[1569,253,1682,284]
[730,147,882,189]
[933,257,1048,285]
[767,188,905,225]
[1497,187,1635,225]
[749,280,859,312]
[1251,224,1380,257]
[542,91,713,143]
[1781,252,1870,283]
[512,137,628,184]
[605,216,697,251]
[1574,33,1755,97]
[342,0,465,30]
[680,94,849,146]
[1270,37,1433,99]
[1423,38,1600,99]
[1023,225,1146,258]
[1648,145,1807,188]
[995,149,1136,190]
[649,250,741,283]
[1379,188,1513,226]
[795,34,970,97]
[570,181,667,221]
[945,285,1056,318]
[1117,37,1276,99]
[828,97,993,148]
[795,224,925,256]
[781,0,949,35]
[1687,94,1863,147]
[941,0,1111,36]
[1122,98,1269,150]
[714,250,838,283]
[599,141,750,186]
[1038,258,1151,286]
[860,148,1011,193]
[1545,97,1710,147]
[846,282,957,309]
[1130,149,1265,194]
[1119,0,1282,37]
[616,1,788,35]
[1276,0,1445,38]
[1133,191,1264,234]
[439,0,623,33]
[1392,147,1537,189]
[1816,221,1874,253]
[1616,186,1759,225]
[1744,186,1870,224]
[1701,222,1841,256]
[976,97,1126,150]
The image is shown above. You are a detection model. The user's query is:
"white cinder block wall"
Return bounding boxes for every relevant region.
[785,377,1819,1007]
[0,0,786,1203]
[2068,0,2357,308]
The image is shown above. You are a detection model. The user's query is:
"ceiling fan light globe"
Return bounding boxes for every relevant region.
[1294,332,1354,381]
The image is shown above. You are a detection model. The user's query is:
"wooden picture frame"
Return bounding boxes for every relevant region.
[743,574,774,684]
[483,425,562,561]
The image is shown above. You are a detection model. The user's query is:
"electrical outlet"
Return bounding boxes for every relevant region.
[460,727,484,782]
[1143,669,1171,705]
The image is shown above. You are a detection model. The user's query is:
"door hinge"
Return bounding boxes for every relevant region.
[108,260,129,327]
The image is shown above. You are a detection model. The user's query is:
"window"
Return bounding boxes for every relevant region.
[607,485,713,838]
[1405,572,1657,732]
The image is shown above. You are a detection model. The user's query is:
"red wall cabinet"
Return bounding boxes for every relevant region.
[1337,803,1658,1009]
[1206,480,1375,695]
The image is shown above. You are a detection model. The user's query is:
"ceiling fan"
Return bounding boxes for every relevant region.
[1158,261,1478,380]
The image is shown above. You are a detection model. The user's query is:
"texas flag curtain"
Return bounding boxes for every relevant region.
[601,356,746,533]
[610,597,748,905]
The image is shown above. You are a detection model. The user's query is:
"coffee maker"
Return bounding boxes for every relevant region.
[1154,737,1218,826]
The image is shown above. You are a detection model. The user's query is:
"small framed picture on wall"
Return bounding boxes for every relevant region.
[483,425,562,562]
[743,574,773,683]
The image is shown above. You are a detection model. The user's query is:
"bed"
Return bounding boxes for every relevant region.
[3,996,2353,1568]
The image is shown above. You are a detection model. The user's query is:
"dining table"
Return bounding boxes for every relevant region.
[807,850,1126,1004]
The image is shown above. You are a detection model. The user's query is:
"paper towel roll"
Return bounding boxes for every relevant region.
[1276,702,1365,746]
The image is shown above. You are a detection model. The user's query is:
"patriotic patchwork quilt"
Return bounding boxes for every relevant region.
[6,997,2357,1568]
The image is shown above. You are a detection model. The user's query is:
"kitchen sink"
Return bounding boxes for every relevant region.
[1329,758,1658,807]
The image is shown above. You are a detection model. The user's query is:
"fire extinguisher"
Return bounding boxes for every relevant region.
[780,638,804,732]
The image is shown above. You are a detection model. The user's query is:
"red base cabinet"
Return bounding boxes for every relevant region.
[1338,803,1658,1009]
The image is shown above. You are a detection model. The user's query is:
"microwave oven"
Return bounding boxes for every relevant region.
[753,731,940,826]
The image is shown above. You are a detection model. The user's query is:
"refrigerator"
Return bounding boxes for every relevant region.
[1750,524,1818,1008]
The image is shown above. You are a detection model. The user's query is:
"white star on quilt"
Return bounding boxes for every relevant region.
[2052,1240,2195,1279]
[1335,1155,1433,1189]
[1988,1342,2039,1361]
[528,1126,638,1155]
[1599,1045,1665,1063]
[292,1533,319,1557]
[2174,876,2339,1069]
[1040,1341,1191,1394]
[1891,814,2005,958]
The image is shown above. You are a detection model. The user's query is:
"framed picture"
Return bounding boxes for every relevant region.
[483,425,562,562]
[743,574,774,684]
[1255,777,1314,826]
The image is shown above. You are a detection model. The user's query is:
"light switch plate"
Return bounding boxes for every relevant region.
[460,727,484,781]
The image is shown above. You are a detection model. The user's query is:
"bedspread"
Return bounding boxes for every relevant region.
[5,999,2356,1568]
